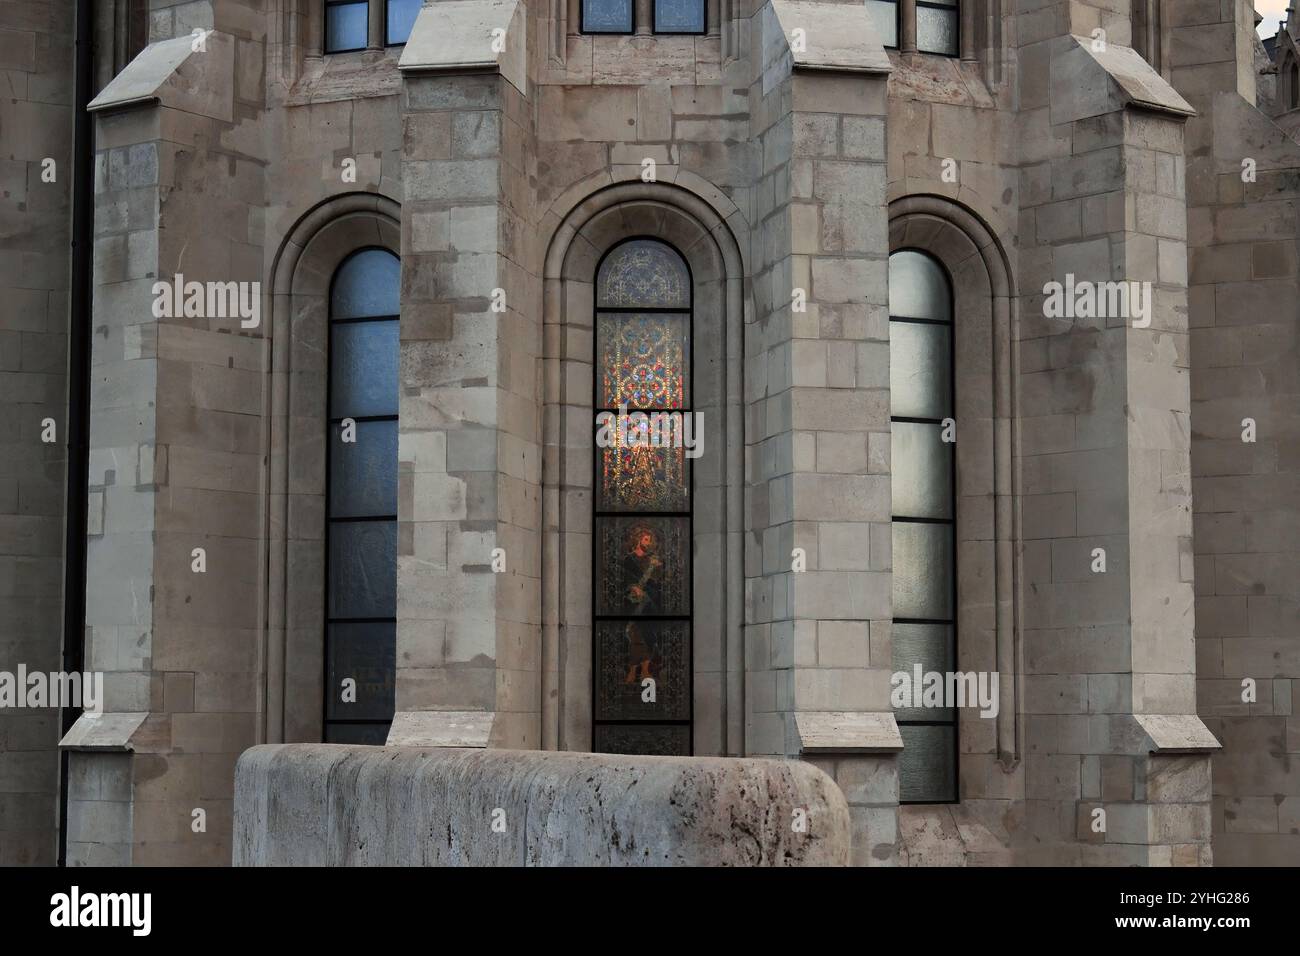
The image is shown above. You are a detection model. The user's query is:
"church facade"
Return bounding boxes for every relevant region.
[2,0,1299,867]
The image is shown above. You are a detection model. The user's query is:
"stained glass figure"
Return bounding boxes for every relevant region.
[595,620,690,721]
[596,516,690,616]
[597,415,689,512]
[597,311,689,409]
[596,239,690,309]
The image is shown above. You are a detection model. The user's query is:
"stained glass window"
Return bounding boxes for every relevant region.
[325,0,368,53]
[326,248,399,744]
[917,0,959,57]
[865,0,899,48]
[582,0,633,34]
[386,0,422,45]
[653,0,706,34]
[889,249,958,803]
[593,239,693,756]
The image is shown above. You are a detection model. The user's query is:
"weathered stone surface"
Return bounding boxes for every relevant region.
[233,745,850,866]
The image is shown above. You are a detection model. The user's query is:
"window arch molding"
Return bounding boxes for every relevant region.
[264,192,402,745]
[541,182,745,757]
[887,195,1018,777]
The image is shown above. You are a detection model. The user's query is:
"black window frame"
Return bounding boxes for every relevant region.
[579,0,635,36]
[889,247,960,806]
[323,246,401,745]
[590,236,696,757]
[650,0,707,36]
[323,0,369,54]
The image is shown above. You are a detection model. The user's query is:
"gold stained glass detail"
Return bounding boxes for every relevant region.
[597,311,689,409]
[596,239,690,309]
[597,412,689,512]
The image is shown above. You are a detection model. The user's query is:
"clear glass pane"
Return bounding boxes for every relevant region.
[892,521,953,620]
[386,0,422,44]
[595,516,691,616]
[899,723,957,802]
[326,622,396,721]
[332,249,400,320]
[864,0,899,48]
[917,4,959,56]
[891,421,952,520]
[597,239,690,308]
[328,520,398,619]
[325,1,368,52]
[331,319,399,419]
[654,0,705,33]
[582,0,633,32]
[891,623,955,722]
[889,320,951,420]
[595,620,691,721]
[889,250,951,321]
[330,420,398,518]
[594,724,691,756]
[597,311,690,409]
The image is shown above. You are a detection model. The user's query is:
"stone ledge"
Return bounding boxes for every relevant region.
[233,744,851,866]
[87,31,234,120]
[794,711,903,754]
[399,0,527,98]
[1133,714,1221,754]
[385,710,494,747]
[1051,35,1194,125]
[58,712,148,751]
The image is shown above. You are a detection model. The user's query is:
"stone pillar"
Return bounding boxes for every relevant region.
[60,27,269,865]
[1171,0,1300,866]
[1014,13,1218,863]
[749,0,901,867]
[390,1,541,750]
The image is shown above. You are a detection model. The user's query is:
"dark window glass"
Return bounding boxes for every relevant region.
[325,0,369,53]
[582,0,633,33]
[326,248,400,742]
[654,0,705,33]
[917,0,959,57]
[593,239,693,755]
[889,248,957,803]
[386,0,422,44]
[865,0,899,48]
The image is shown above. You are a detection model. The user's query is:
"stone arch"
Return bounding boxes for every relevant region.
[888,194,1019,771]
[540,181,746,756]
[263,192,402,744]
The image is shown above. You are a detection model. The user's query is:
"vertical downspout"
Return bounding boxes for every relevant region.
[58,0,95,868]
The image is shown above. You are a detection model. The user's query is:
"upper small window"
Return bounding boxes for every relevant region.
[386,0,422,45]
[865,0,899,49]
[582,0,634,34]
[917,0,959,56]
[654,0,706,34]
[325,0,368,53]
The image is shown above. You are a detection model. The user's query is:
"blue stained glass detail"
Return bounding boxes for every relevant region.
[330,419,399,518]
[325,2,368,53]
[330,320,399,419]
[386,0,422,45]
[583,0,633,33]
[654,0,705,33]
[332,249,400,320]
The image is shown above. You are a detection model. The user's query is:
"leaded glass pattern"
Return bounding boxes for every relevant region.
[598,312,689,408]
[582,0,633,33]
[889,248,958,803]
[326,247,400,743]
[593,239,693,755]
[597,239,690,309]
[653,0,705,33]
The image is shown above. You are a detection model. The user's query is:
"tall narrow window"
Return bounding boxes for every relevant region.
[916,0,959,56]
[325,0,369,52]
[592,240,693,756]
[889,250,957,803]
[865,0,899,49]
[326,249,400,744]
[386,0,422,45]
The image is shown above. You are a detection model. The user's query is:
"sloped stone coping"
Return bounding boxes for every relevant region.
[233,744,850,866]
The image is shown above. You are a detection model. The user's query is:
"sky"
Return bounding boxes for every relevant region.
[1258,0,1289,38]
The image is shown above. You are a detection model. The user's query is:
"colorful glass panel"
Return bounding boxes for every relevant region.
[597,311,689,409]
[595,516,690,617]
[596,239,690,309]
[597,414,689,512]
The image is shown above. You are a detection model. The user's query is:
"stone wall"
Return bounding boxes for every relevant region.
[233,743,850,865]
[0,0,73,867]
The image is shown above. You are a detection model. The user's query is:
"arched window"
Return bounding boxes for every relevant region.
[592,239,693,755]
[325,248,400,743]
[889,249,958,803]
